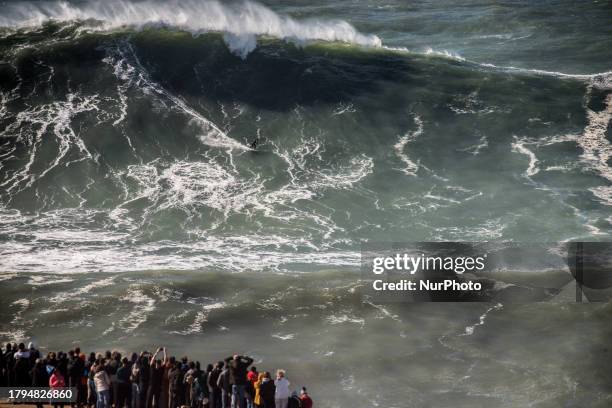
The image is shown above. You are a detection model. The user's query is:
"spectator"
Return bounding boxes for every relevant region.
[258,372,275,408]
[50,367,67,408]
[223,355,253,408]
[299,388,312,408]
[94,365,112,408]
[274,370,290,408]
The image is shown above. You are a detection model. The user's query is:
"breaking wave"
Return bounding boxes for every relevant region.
[0,0,382,57]
[0,0,610,273]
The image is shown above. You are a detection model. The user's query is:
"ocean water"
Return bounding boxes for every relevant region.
[0,0,611,406]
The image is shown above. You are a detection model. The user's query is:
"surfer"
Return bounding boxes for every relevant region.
[249,137,259,150]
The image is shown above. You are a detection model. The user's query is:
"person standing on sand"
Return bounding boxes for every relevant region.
[246,367,258,408]
[94,365,112,408]
[216,362,231,408]
[253,373,264,408]
[224,354,253,408]
[14,342,30,360]
[190,362,208,408]
[58,352,69,382]
[29,342,41,368]
[147,348,166,408]
[78,353,89,407]
[287,391,301,408]
[86,354,97,408]
[258,372,275,408]
[208,361,224,408]
[130,354,141,408]
[5,344,16,386]
[13,344,31,387]
[200,363,213,408]
[47,351,58,369]
[107,351,120,407]
[168,360,185,408]
[161,356,173,408]
[184,360,196,407]
[50,366,67,408]
[32,358,49,408]
[0,343,7,387]
[274,370,290,408]
[68,348,85,407]
[298,388,312,408]
[138,352,151,408]
[116,357,131,408]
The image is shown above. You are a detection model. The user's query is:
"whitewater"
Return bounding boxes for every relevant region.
[1,1,612,407]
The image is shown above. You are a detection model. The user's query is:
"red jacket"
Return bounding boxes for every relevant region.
[50,373,66,388]
[300,394,313,408]
[247,371,258,384]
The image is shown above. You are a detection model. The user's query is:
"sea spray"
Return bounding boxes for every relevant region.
[0,0,382,57]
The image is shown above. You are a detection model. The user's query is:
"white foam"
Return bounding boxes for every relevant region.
[461,303,503,336]
[73,276,116,296]
[103,47,245,152]
[331,102,357,116]
[0,273,18,282]
[266,134,374,236]
[394,115,423,176]
[424,47,466,61]
[362,298,401,323]
[101,56,133,129]
[0,0,382,58]
[171,301,226,335]
[123,157,267,224]
[12,298,30,308]
[27,276,74,286]
[0,233,362,273]
[0,329,27,342]
[118,287,156,332]
[458,134,488,156]
[521,76,612,207]
[0,93,99,195]
[271,333,295,341]
[429,218,506,241]
[382,45,612,81]
[478,64,612,81]
[578,92,612,205]
[448,91,506,115]
[326,314,365,326]
[511,137,540,177]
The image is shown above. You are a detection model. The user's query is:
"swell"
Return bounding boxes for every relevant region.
[0,0,382,58]
[1,13,611,272]
[1,0,610,82]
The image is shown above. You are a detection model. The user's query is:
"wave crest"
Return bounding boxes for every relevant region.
[0,0,382,57]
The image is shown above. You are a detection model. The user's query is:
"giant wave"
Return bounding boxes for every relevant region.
[0,0,382,57]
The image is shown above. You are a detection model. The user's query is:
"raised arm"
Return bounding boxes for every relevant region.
[151,347,162,362]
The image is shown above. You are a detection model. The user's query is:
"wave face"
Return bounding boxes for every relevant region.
[0,0,611,273]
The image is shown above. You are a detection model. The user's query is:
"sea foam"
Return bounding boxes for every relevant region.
[0,0,382,58]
